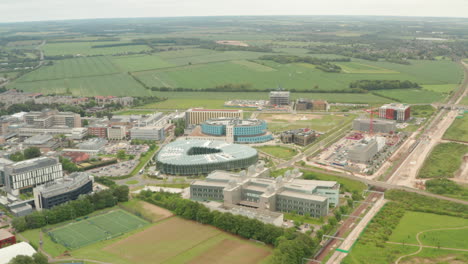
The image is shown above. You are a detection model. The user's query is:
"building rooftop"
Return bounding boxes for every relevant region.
[35,172,92,198]
[6,157,59,174]
[0,229,14,240]
[156,139,258,166]
[24,134,53,145]
[203,118,264,127]
[277,190,328,201]
[0,242,36,264]
[269,91,290,96]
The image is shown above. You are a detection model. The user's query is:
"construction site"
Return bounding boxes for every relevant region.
[311,107,409,175]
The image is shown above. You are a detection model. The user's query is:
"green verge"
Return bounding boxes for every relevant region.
[418,142,468,178]
[443,114,468,142]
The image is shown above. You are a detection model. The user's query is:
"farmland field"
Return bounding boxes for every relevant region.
[140,92,390,109]
[443,115,468,142]
[16,56,120,81]
[372,89,446,104]
[418,142,468,178]
[42,41,151,56]
[71,216,272,264]
[9,73,151,96]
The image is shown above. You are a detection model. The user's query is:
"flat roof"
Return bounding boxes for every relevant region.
[7,157,58,174]
[0,242,36,264]
[277,190,327,202]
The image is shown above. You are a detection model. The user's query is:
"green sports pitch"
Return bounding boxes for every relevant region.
[48,209,148,249]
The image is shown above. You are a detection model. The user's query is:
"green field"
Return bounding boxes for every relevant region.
[48,210,148,249]
[133,59,462,93]
[343,211,468,264]
[258,113,354,133]
[17,56,121,81]
[42,41,151,56]
[372,89,446,103]
[418,142,468,178]
[140,92,390,109]
[9,73,151,96]
[337,61,399,74]
[443,115,468,142]
[255,145,298,160]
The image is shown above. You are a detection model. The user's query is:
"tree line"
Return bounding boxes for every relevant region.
[259,55,348,73]
[349,80,420,90]
[200,43,273,52]
[12,186,129,232]
[138,191,318,264]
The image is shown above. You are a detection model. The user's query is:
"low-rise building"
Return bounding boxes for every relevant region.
[0,230,15,249]
[348,138,378,164]
[269,91,290,106]
[130,125,166,141]
[201,118,273,143]
[77,138,107,151]
[295,99,329,111]
[23,134,60,152]
[185,108,243,126]
[33,172,94,211]
[107,126,126,140]
[280,128,316,146]
[62,152,90,163]
[379,103,411,122]
[353,119,397,133]
[87,123,108,138]
[190,166,339,218]
[0,242,36,264]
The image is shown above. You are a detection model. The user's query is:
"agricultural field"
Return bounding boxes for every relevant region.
[140,92,390,109]
[255,145,298,160]
[41,41,151,56]
[443,115,468,142]
[48,209,148,249]
[258,113,354,133]
[8,73,152,96]
[418,142,468,178]
[17,56,120,81]
[372,89,446,104]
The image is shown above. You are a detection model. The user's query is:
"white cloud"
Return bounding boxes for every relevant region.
[0,0,467,23]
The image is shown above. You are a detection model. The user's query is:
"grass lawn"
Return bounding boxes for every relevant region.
[421,83,458,93]
[461,95,468,105]
[389,211,468,246]
[283,212,324,225]
[418,142,468,178]
[255,145,298,160]
[125,180,139,185]
[343,211,468,264]
[301,171,367,194]
[443,115,468,142]
[410,104,436,119]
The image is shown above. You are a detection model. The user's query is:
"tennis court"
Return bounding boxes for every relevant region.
[48,209,148,249]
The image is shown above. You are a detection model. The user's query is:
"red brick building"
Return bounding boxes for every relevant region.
[62,152,90,163]
[0,230,16,248]
[88,125,108,138]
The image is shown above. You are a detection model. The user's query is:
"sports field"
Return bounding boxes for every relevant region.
[443,115,468,142]
[48,209,148,249]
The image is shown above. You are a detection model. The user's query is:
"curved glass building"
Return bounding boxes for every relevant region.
[156,139,258,175]
[201,118,273,143]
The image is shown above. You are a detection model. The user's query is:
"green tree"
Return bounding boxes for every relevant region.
[9,151,25,162]
[24,147,41,159]
[117,149,127,160]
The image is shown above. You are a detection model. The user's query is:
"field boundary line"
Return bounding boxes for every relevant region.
[15,71,123,83]
[386,241,468,252]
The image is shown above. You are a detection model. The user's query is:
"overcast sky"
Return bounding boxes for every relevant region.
[0,0,467,23]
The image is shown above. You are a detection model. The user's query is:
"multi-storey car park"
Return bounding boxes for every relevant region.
[201,118,273,143]
[156,139,258,175]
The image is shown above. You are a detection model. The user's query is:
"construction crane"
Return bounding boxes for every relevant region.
[364,107,379,135]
